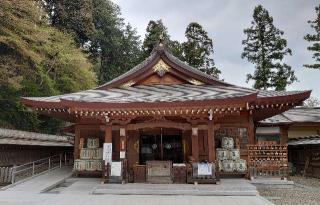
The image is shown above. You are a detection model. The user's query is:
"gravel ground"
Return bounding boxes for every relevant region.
[291,176,320,188]
[258,176,320,205]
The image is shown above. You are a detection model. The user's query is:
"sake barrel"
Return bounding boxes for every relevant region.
[74,159,86,171]
[93,148,103,159]
[87,138,99,148]
[221,137,234,149]
[229,149,240,160]
[222,160,235,172]
[217,160,224,171]
[216,148,229,161]
[80,149,89,159]
[234,159,247,172]
[87,138,93,148]
[80,148,94,159]
[92,138,99,148]
[85,160,97,171]
[97,160,103,171]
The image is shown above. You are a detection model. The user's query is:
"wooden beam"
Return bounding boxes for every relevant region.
[207,121,215,162]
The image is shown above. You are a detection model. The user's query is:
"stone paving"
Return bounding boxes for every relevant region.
[92,179,258,196]
[0,168,274,205]
[2,166,73,193]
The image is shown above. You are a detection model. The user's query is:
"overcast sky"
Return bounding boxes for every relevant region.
[112,0,320,98]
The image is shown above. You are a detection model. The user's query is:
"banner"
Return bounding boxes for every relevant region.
[103,143,112,164]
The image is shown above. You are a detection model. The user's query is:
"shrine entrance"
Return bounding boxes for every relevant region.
[139,128,184,165]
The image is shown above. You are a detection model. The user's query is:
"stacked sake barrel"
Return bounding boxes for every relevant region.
[216,137,247,172]
[74,138,102,172]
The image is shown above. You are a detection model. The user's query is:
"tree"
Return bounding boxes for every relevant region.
[0,0,96,132]
[242,5,297,90]
[304,5,320,69]
[41,0,143,84]
[41,0,96,46]
[183,22,220,78]
[142,20,170,55]
[90,0,142,83]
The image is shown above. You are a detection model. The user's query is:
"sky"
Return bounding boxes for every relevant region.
[112,0,320,98]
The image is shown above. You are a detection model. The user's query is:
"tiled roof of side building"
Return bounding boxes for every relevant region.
[0,128,74,147]
[261,107,320,124]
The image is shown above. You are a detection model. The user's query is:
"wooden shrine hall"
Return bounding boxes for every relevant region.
[21,41,311,183]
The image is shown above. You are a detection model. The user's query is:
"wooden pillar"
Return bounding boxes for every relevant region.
[280,126,289,145]
[119,127,127,159]
[191,127,199,162]
[208,121,215,162]
[248,116,255,145]
[105,124,112,143]
[74,125,80,160]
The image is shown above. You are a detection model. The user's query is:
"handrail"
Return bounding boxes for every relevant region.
[11,153,72,184]
[13,154,62,170]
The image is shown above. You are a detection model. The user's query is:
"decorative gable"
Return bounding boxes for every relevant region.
[97,43,231,90]
[152,59,171,77]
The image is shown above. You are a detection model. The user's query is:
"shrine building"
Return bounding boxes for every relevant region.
[21,41,311,183]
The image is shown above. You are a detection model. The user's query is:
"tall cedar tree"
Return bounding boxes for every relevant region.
[41,0,96,46]
[242,5,296,90]
[42,0,142,84]
[304,5,320,69]
[143,20,170,55]
[143,20,220,78]
[183,22,220,78]
[0,0,96,132]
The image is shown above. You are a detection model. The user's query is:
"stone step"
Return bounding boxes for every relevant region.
[92,183,258,196]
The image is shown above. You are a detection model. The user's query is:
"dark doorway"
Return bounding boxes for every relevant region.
[139,128,183,164]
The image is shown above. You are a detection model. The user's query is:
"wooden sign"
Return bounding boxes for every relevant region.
[111,162,122,176]
[197,163,212,176]
[120,151,126,159]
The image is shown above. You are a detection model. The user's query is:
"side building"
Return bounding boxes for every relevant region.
[258,107,320,177]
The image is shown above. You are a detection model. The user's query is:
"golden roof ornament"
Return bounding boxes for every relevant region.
[189,79,204,85]
[119,80,135,88]
[152,59,171,77]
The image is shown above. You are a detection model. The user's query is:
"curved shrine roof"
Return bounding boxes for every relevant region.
[21,42,311,122]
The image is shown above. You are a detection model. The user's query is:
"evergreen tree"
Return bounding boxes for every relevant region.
[42,0,143,84]
[183,22,220,78]
[142,20,170,56]
[41,0,96,46]
[304,5,320,69]
[90,0,142,83]
[0,0,96,132]
[242,5,296,90]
